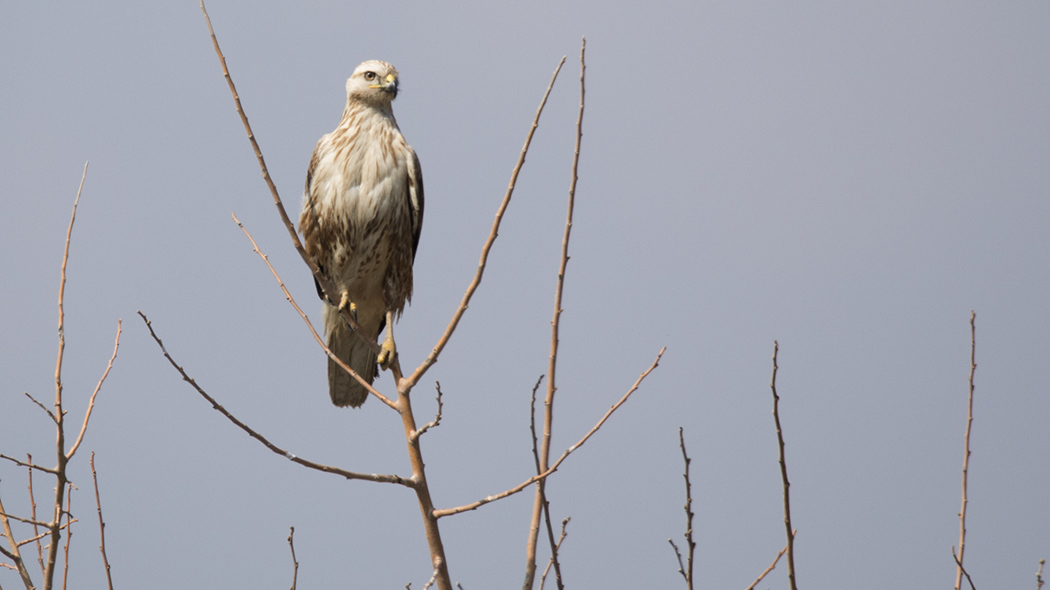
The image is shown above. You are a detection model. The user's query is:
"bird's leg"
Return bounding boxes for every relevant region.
[337,290,358,326]
[377,310,397,370]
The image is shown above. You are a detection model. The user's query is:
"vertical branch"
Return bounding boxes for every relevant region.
[43,162,88,590]
[525,36,586,590]
[668,428,695,590]
[27,454,44,576]
[1036,559,1045,590]
[954,311,977,590]
[769,341,798,590]
[90,454,114,590]
[287,527,298,590]
[60,484,73,590]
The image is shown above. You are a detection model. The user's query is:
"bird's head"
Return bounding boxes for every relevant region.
[346,60,400,107]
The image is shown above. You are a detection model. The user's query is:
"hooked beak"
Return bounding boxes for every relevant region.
[369,73,399,97]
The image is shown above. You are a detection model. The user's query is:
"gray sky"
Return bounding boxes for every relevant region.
[2,1,1048,588]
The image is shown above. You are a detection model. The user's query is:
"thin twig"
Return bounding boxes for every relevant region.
[744,537,791,590]
[61,484,72,590]
[1036,559,1045,590]
[231,213,396,409]
[952,546,977,590]
[90,454,114,590]
[67,321,122,460]
[137,311,411,487]
[0,456,55,476]
[955,311,976,590]
[27,454,44,576]
[436,348,664,518]
[672,427,695,590]
[412,382,444,442]
[21,394,56,424]
[525,37,586,590]
[769,341,797,590]
[287,527,298,590]
[405,56,567,390]
[539,518,570,590]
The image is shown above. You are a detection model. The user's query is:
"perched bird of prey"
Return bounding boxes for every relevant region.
[299,60,424,407]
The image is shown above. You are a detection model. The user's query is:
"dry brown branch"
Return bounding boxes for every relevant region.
[90,454,114,590]
[435,348,664,518]
[26,454,44,576]
[137,311,411,487]
[411,383,444,442]
[525,37,586,590]
[538,517,570,590]
[668,427,695,590]
[404,57,566,390]
[66,321,121,460]
[231,213,396,410]
[287,527,298,590]
[0,456,54,476]
[41,162,90,590]
[952,546,977,590]
[769,341,797,590]
[955,311,977,590]
[1037,559,1045,590]
[60,484,72,590]
[21,394,56,424]
[744,536,791,590]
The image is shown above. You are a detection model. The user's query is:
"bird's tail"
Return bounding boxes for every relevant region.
[326,316,378,407]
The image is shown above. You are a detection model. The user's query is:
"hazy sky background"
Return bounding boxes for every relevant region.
[2,1,1048,588]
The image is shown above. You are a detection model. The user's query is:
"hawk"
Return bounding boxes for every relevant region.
[299,60,424,407]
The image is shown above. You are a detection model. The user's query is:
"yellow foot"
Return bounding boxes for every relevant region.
[337,291,358,324]
[377,336,397,370]
[377,311,397,370]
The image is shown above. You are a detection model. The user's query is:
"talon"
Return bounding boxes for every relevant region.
[377,310,397,370]
[378,337,396,370]
[337,291,358,324]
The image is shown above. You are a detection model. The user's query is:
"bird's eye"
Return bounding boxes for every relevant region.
[363,71,377,81]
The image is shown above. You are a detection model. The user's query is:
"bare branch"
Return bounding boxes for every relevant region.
[955,311,977,590]
[21,394,55,424]
[67,321,122,460]
[61,484,72,590]
[539,518,570,590]
[411,382,444,442]
[436,348,664,518]
[769,341,798,590]
[287,527,298,590]
[744,536,791,590]
[1037,559,1045,590]
[0,456,55,476]
[26,454,44,576]
[231,213,396,410]
[405,56,567,389]
[526,38,586,590]
[670,427,695,590]
[953,546,977,590]
[137,312,411,487]
[90,454,114,590]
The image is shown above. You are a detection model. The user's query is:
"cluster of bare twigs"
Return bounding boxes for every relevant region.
[132,6,664,590]
[0,164,119,590]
